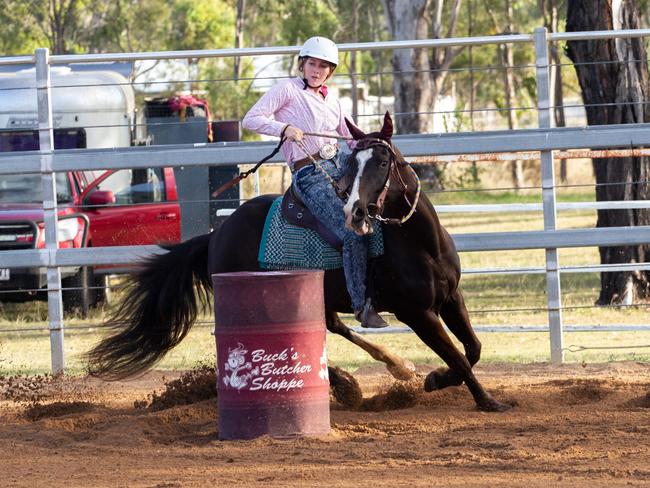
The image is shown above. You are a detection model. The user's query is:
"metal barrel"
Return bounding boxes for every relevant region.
[212,270,330,440]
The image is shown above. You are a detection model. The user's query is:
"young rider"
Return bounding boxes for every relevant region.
[242,36,389,328]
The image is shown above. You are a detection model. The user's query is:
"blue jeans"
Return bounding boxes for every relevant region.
[292,153,368,312]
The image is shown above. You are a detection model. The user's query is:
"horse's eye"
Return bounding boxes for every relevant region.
[379,160,388,168]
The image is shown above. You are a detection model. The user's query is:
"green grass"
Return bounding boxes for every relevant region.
[2,324,649,376]
[427,188,596,206]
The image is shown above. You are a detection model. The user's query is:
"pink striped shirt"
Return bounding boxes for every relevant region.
[242,77,354,169]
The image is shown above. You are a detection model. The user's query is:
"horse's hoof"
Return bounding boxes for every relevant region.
[328,366,363,409]
[386,359,416,381]
[423,368,463,392]
[424,369,440,392]
[478,397,513,412]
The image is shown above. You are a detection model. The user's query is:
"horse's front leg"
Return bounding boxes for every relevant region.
[395,308,511,412]
[426,289,482,391]
[325,310,416,381]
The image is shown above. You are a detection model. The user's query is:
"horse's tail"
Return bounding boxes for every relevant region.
[86,233,212,380]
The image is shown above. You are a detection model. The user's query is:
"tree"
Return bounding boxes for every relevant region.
[0,1,47,55]
[380,0,463,188]
[539,0,568,182]
[485,0,524,189]
[380,0,463,135]
[566,0,650,304]
[85,0,173,54]
[327,0,389,124]
[0,0,174,56]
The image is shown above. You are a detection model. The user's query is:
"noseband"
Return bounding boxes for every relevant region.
[354,137,421,226]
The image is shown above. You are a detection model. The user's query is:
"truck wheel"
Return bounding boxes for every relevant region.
[62,266,91,317]
[91,273,112,306]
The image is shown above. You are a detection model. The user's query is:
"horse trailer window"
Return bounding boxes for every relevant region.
[0,128,87,152]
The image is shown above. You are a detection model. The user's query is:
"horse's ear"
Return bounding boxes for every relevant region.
[345,117,366,140]
[379,111,393,140]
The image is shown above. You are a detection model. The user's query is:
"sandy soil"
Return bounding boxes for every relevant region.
[2,362,650,488]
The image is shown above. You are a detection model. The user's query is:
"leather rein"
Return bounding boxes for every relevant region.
[211,132,421,227]
[353,137,421,226]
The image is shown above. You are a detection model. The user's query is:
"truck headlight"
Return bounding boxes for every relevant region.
[57,218,80,242]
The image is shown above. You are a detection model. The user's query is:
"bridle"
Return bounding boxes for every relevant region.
[353,137,421,226]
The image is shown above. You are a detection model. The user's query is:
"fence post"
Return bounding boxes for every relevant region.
[36,48,65,374]
[534,27,564,364]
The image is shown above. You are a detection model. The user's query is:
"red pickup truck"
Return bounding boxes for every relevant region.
[0,131,181,315]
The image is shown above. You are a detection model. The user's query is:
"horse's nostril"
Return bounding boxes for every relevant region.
[353,206,365,219]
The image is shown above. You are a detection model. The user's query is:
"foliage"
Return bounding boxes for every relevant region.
[0,0,591,129]
[0,1,47,55]
[0,0,234,55]
[450,1,542,132]
[277,1,339,46]
[168,0,235,52]
[85,0,174,53]
[201,57,260,121]
[439,163,484,189]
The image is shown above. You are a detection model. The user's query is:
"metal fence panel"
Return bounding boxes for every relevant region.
[2,28,650,372]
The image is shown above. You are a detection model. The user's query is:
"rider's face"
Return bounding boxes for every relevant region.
[303,57,333,87]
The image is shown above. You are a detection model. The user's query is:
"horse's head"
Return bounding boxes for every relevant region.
[343,112,408,235]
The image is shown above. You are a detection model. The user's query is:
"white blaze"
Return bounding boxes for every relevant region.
[343,148,373,220]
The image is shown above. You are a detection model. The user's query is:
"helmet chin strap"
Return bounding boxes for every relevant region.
[302,78,323,90]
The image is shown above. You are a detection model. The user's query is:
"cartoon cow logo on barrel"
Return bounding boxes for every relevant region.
[222,342,259,390]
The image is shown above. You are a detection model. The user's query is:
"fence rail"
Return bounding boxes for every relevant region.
[1,27,650,373]
[3,121,650,176]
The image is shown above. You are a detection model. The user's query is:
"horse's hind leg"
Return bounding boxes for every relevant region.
[442,289,481,365]
[427,290,482,391]
[326,310,416,381]
[396,308,509,412]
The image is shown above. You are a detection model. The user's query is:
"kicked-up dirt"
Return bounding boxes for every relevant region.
[1,361,650,487]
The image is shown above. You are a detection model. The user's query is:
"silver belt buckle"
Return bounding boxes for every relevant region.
[319,143,337,160]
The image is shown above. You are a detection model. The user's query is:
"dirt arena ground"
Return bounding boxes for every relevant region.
[2,362,650,488]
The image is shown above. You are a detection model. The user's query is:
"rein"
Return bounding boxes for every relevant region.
[303,131,353,140]
[211,130,348,199]
[210,130,422,226]
[355,137,421,226]
[211,136,287,198]
[372,164,421,225]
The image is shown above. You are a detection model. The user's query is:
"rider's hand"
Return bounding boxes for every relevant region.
[283,125,303,142]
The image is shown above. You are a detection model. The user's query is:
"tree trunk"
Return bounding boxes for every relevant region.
[541,0,568,182]
[350,0,360,123]
[380,0,463,133]
[502,0,523,189]
[380,0,432,134]
[551,24,568,182]
[49,0,79,54]
[468,0,478,180]
[234,0,245,80]
[566,0,650,304]
[485,0,522,189]
[351,50,359,123]
[380,0,462,187]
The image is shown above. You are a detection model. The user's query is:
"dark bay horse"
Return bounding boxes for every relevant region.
[87,113,511,412]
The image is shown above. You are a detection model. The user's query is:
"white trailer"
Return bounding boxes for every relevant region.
[0,65,135,148]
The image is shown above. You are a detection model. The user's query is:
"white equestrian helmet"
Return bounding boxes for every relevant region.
[299,36,339,67]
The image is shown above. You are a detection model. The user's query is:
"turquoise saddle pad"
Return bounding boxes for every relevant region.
[258,197,384,270]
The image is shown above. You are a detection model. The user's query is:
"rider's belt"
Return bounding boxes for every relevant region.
[291,143,338,173]
[292,153,320,173]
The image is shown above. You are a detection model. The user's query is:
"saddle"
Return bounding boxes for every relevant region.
[280,186,343,249]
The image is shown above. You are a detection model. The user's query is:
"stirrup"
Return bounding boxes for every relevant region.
[355,299,390,329]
